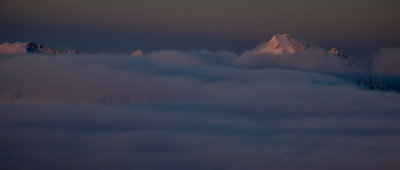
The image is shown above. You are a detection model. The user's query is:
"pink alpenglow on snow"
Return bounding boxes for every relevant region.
[0,42,29,54]
[254,33,310,55]
[0,41,80,55]
[130,50,144,56]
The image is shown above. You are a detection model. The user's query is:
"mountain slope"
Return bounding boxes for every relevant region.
[254,33,310,55]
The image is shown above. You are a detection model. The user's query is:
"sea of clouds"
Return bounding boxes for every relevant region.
[1,47,400,169]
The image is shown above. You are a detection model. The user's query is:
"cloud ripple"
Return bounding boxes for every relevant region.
[0,52,400,169]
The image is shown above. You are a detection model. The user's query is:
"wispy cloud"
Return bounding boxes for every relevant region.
[371,48,400,75]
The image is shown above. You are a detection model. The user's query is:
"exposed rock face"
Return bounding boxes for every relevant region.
[353,76,400,93]
[0,41,80,55]
[329,48,348,58]
[252,34,351,58]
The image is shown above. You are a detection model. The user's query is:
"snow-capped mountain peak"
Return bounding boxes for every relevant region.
[255,33,310,55]
[0,42,27,55]
[130,49,144,56]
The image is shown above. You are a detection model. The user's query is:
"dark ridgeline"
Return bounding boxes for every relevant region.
[25,41,80,55]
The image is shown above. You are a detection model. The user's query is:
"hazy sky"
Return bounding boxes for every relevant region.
[1,0,400,54]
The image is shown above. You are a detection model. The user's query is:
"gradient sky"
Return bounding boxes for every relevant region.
[1,0,400,55]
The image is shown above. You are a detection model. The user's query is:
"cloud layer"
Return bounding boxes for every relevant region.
[1,48,400,169]
[372,48,400,75]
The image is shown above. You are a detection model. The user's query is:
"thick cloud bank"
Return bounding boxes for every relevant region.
[236,47,360,73]
[1,50,400,169]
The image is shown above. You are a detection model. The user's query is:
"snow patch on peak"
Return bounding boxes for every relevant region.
[255,33,310,55]
[130,50,144,56]
[0,42,28,54]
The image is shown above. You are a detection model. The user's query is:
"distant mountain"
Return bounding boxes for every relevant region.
[130,50,144,56]
[249,34,366,69]
[326,47,399,93]
[249,34,400,93]
[329,48,347,58]
[254,33,310,55]
[0,41,80,55]
[253,34,351,58]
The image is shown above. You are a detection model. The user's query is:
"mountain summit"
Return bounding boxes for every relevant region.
[130,49,144,56]
[254,33,310,55]
[0,41,80,55]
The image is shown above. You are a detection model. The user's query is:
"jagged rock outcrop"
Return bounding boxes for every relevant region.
[0,41,80,55]
[329,48,348,58]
